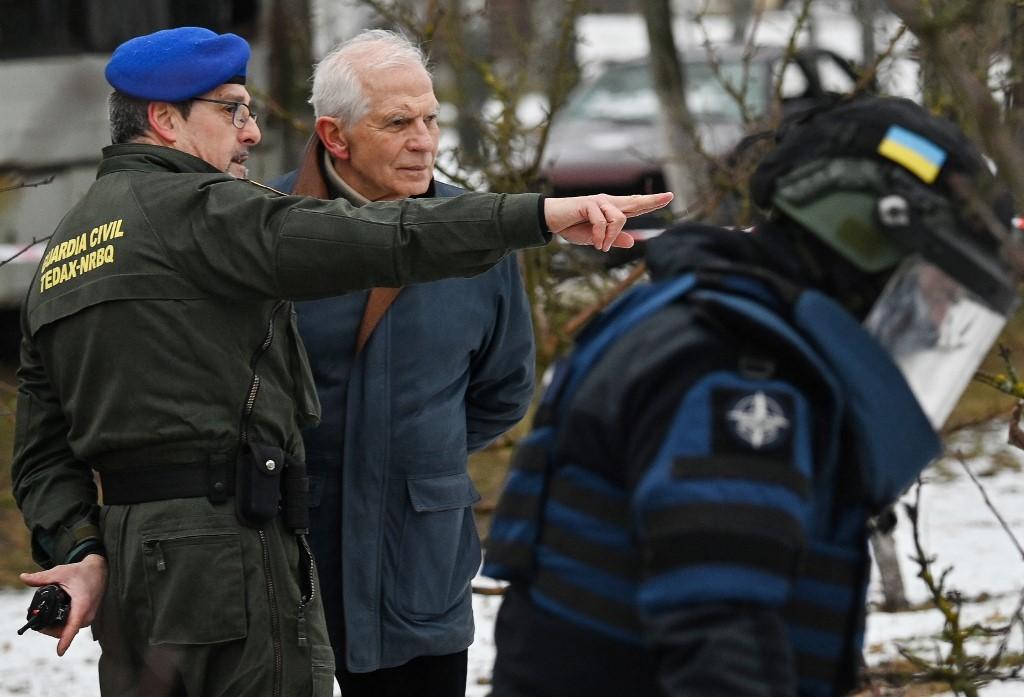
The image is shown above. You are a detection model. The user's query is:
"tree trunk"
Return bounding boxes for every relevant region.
[311,0,376,57]
[269,0,313,170]
[1007,2,1024,150]
[871,529,910,611]
[854,0,877,65]
[444,0,487,169]
[732,0,755,45]
[639,0,707,216]
[487,0,530,65]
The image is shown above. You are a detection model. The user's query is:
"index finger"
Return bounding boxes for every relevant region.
[605,192,674,217]
[56,607,85,656]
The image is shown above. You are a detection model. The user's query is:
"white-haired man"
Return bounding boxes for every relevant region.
[270,30,532,696]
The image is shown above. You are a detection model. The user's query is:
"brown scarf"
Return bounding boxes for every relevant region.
[292,134,401,355]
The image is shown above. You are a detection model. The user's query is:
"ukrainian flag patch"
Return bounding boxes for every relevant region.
[877,125,947,184]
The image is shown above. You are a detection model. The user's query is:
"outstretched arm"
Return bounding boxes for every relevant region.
[144,179,674,300]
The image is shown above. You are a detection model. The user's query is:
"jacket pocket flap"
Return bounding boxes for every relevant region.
[407,472,481,512]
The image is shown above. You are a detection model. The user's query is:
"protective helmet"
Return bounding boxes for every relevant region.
[752,96,1020,428]
[750,96,1016,315]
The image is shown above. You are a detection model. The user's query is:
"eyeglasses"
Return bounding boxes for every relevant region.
[191,97,258,129]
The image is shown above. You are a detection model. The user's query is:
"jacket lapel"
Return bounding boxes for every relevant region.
[292,134,329,198]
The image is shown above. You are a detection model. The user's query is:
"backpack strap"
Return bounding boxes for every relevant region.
[555,274,700,417]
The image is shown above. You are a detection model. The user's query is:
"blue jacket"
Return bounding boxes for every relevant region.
[485,223,939,697]
[270,157,535,672]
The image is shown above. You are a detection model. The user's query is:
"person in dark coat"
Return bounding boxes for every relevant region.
[270,29,534,697]
[484,96,1019,697]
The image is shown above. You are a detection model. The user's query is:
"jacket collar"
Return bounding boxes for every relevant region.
[645,222,811,306]
[321,147,370,205]
[291,133,439,204]
[292,134,331,198]
[98,143,224,177]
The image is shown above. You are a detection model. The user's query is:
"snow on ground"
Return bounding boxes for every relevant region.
[468,584,503,697]
[2,422,1022,696]
[0,596,100,697]
[934,681,1024,697]
[861,422,1024,696]
[0,585,506,696]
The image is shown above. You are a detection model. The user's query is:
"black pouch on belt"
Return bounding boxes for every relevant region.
[283,454,310,533]
[237,442,284,525]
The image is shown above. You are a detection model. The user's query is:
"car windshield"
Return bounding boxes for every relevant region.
[565,59,769,123]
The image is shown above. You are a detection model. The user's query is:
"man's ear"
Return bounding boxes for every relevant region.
[147,102,181,144]
[316,116,350,161]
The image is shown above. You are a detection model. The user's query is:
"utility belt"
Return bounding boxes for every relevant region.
[96,442,310,533]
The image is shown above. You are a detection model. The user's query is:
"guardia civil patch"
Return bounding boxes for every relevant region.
[712,388,794,453]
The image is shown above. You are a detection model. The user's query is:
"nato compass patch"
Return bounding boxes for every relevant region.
[722,390,792,450]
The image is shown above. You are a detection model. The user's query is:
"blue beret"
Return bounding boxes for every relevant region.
[105,27,250,102]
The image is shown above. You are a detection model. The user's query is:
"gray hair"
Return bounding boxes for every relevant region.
[309,29,429,123]
[108,91,193,144]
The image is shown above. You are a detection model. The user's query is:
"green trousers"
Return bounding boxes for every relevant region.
[94,497,334,696]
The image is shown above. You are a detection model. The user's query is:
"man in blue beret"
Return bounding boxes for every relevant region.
[10,25,671,697]
[104,26,258,178]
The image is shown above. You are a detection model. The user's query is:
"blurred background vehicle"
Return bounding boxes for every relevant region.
[540,43,867,268]
[542,43,864,203]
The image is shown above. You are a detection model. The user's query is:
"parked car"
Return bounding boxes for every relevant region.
[542,43,865,205]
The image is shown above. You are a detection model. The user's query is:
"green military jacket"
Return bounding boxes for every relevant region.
[12,143,546,568]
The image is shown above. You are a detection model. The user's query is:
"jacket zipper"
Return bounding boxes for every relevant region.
[298,533,317,608]
[239,300,287,445]
[259,528,283,697]
[239,300,286,697]
[294,532,318,649]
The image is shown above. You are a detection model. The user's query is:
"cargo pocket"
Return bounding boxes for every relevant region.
[397,472,482,617]
[311,644,336,697]
[142,528,247,645]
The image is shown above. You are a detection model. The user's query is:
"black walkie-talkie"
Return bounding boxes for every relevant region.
[17,584,71,635]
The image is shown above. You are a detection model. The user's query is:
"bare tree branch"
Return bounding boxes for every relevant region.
[954,451,1024,671]
[955,453,1024,562]
[853,22,908,95]
[0,236,51,271]
[247,87,311,137]
[941,402,1017,438]
[772,0,815,108]
[0,175,55,194]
